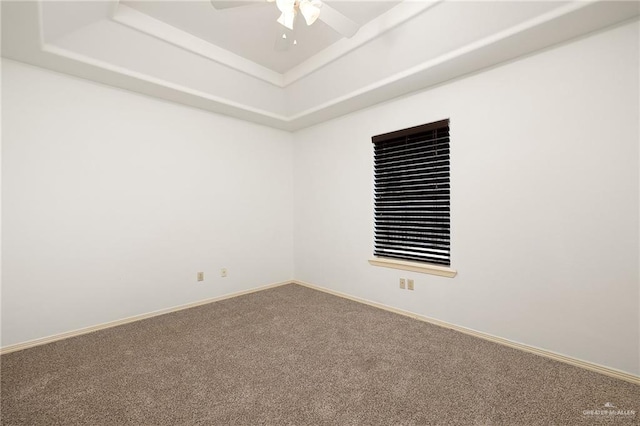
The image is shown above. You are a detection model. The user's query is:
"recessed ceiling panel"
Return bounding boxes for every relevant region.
[122,0,400,73]
[3,0,638,130]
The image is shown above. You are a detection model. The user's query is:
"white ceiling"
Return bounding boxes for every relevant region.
[123,1,400,73]
[2,1,639,131]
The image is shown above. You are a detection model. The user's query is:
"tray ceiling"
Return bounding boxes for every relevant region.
[2,1,639,131]
[122,1,400,73]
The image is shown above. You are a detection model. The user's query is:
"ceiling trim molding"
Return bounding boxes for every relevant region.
[110,0,437,88]
[7,0,635,132]
[41,42,289,122]
[288,0,596,122]
[112,3,285,87]
[282,0,440,86]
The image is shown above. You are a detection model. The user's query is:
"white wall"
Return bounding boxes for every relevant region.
[2,20,639,377]
[293,21,640,375]
[1,60,294,347]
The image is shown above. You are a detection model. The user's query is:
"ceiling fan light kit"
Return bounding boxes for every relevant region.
[210,0,360,44]
[275,0,322,30]
[299,0,322,26]
[276,10,296,30]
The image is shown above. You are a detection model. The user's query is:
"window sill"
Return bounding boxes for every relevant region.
[368,257,457,278]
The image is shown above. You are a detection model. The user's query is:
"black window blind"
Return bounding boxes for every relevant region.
[372,119,450,266]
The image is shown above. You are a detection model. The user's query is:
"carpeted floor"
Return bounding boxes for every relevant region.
[1,283,638,425]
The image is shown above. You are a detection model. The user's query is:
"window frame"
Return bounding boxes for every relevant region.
[369,119,457,278]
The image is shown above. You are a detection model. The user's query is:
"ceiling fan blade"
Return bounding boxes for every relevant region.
[318,3,359,38]
[210,0,268,10]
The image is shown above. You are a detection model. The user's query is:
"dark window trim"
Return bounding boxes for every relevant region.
[371,118,454,273]
[372,119,450,144]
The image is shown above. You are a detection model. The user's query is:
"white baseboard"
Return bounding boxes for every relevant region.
[3,279,638,386]
[0,280,292,355]
[293,280,640,386]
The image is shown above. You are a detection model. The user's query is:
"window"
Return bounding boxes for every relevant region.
[369,119,456,277]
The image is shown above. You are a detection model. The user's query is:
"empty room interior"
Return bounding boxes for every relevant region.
[1,0,640,424]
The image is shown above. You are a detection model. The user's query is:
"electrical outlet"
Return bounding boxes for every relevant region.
[399,278,406,289]
[197,272,204,282]
[221,268,228,278]
[407,279,414,291]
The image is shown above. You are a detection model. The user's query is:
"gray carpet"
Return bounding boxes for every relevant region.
[1,283,638,425]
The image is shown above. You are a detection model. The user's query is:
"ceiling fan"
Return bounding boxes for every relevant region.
[210,0,359,50]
